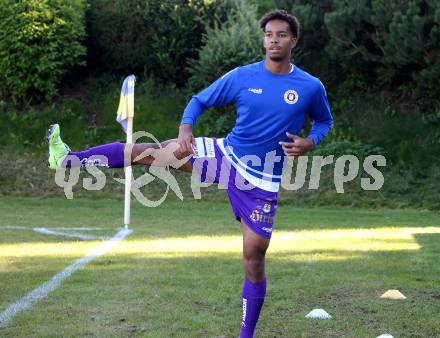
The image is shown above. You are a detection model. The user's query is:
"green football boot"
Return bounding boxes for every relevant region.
[47,124,70,169]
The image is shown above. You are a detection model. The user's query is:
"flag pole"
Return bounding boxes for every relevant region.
[116,75,135,230]
[124,116,133,229]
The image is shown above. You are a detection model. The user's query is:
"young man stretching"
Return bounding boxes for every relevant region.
[48,10,333,337]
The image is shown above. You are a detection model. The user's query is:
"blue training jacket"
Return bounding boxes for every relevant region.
[181,60,333,187]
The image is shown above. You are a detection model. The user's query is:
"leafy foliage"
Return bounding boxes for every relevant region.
[276,0,334,80]
[86,0,235,86]
[0,0,87,101]
[188,1,262,90]
[325,0,440,96]
[313,139,386,159]
[277,0,439,98]
[188,0,263,135]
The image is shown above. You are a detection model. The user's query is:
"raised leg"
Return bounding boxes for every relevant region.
[48,124,193,172]
[64,139,193,172]
[128,139,193,172]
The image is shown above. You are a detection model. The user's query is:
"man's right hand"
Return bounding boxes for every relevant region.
[177,124,195,155]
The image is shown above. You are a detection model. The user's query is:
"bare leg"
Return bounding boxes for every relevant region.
[242,220,270,282]
[125,139,193,173]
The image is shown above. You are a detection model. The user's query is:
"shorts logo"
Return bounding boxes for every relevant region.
[250,210,274,225]
[284,90,298,104]
[263,203,271,213]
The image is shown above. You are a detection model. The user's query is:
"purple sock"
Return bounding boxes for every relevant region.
[64,142,125,168]
[240,278,266,338]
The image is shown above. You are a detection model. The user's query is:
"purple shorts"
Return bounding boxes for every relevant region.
[190,137,278,238]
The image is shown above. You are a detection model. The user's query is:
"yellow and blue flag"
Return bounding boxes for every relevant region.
[116,75,136,133]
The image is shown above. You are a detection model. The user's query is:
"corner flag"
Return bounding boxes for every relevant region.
[116,75,136,229]
[116,75,136,133]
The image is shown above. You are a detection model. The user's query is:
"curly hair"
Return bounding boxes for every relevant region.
[259,10,300,39]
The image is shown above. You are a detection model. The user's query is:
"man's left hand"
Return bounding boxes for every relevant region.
[279,132,314,158]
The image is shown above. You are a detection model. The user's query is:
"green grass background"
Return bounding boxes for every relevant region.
[1,197,439,337]
[0,1,438,336]
[0,75,438,336]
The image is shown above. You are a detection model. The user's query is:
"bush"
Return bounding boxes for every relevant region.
[313,139,386,158]
[0,0,87,101]
[188,1,262,90]
[187,0,263,135]
[276,0,439,99]
[324,0,440,97]
[275,0,334,81]
[86,0,234,86]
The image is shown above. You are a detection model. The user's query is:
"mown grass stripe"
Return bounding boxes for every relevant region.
[0,228,132,328]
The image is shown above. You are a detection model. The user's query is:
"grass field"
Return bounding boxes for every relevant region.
[0,196,439,337]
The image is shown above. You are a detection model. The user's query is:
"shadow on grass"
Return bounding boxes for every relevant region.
[414,233,440,253]
[2,243,440,337]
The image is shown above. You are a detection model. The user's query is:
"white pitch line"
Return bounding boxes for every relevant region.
[0,226,30,230]
[50,227,108,231]
[33,228,107,240]
[0,228,132,328]
[0,226,109,232]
